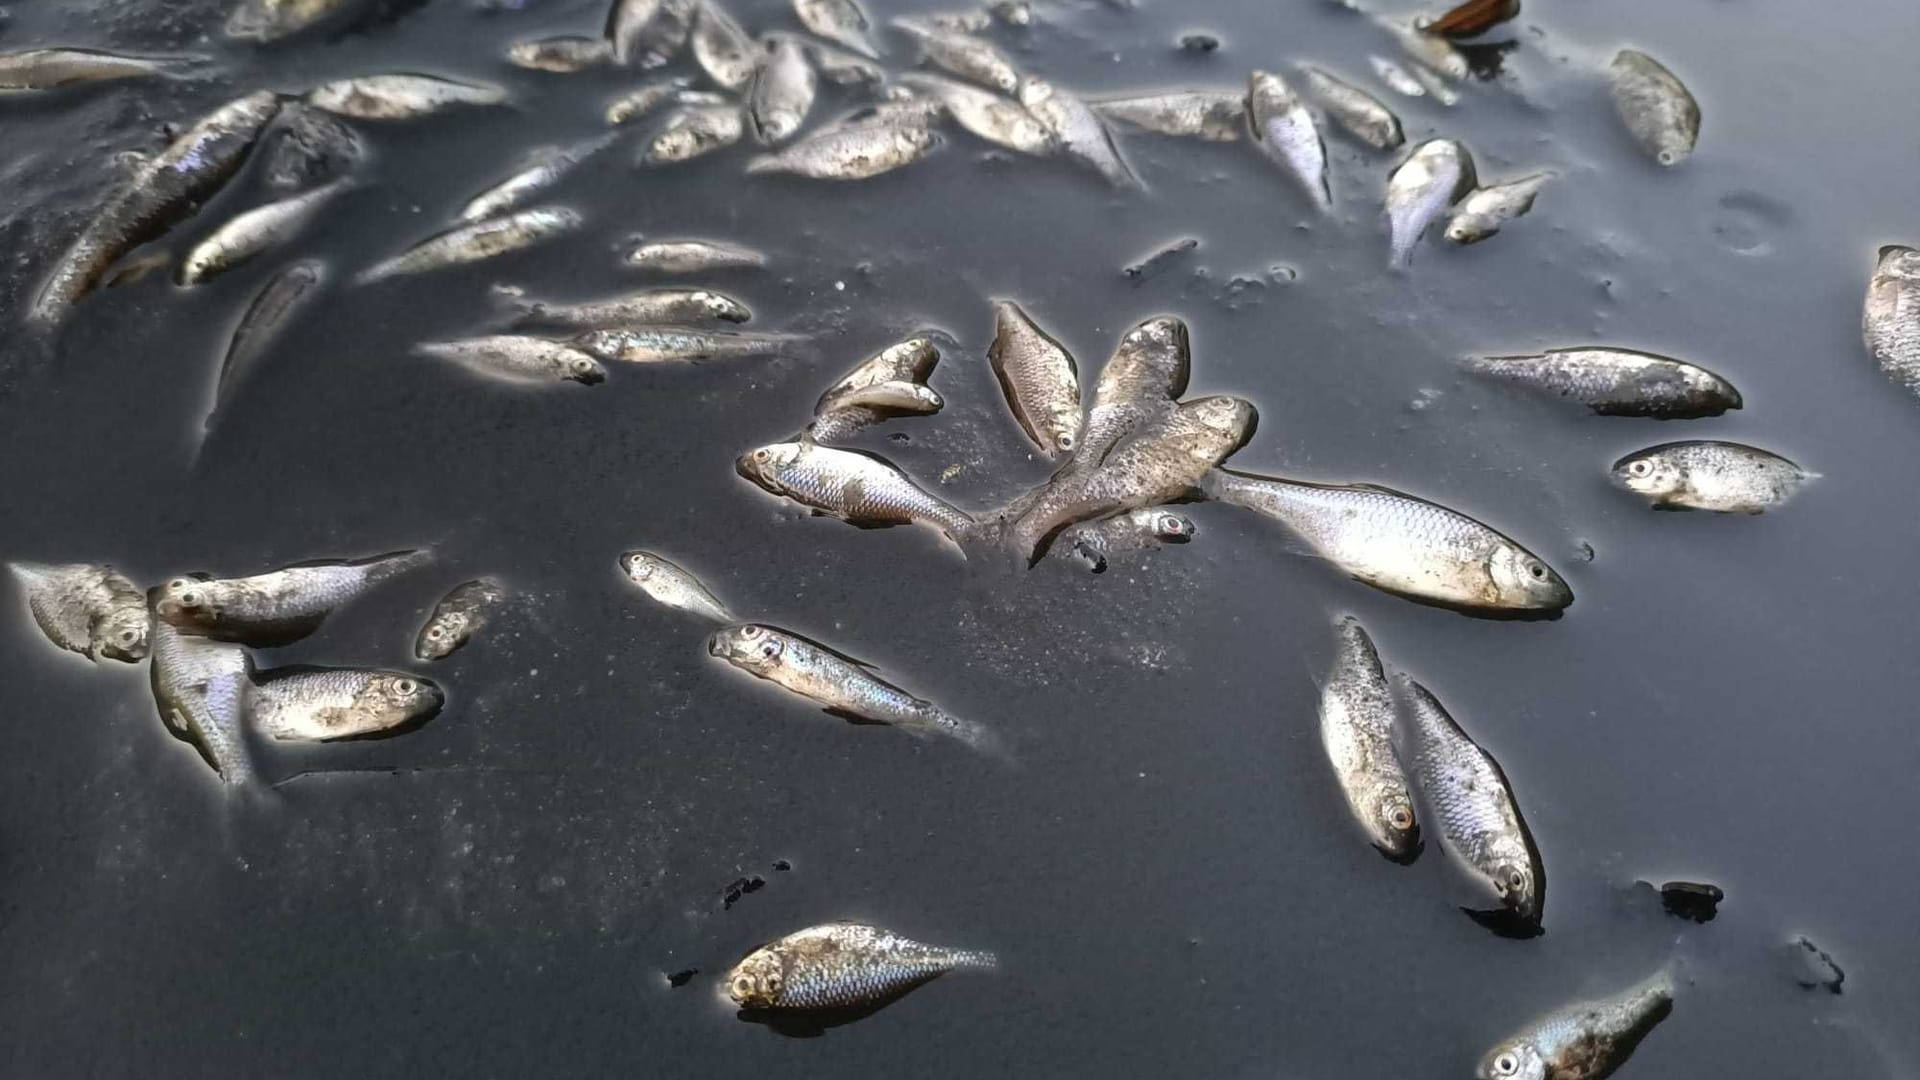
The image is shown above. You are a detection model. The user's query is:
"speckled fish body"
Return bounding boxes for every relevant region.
[748,37,817,144]
[307,74,507,119]
[416,336,607,385]
[573,326,793,363]
[415,578,507,659]
[1445,171,1551,244]
[725,921,997,1009]
[179,182,344,284]
[1386,137,1475,266]
[737,438,975,539]
[625,238,767,272]
[250,667,443,740]
[1464,347,1740,418]
[1095,89,1245,142]
[896,21,1019,93]
[8,561,149,662]
[154,549,430,646]
[149,619,256,784]
[507,35,614,72]
[795,0,881,60]
[644,103,746,164]
[1479,969,1676,1080]
[1057,508,1193,572]
[1300,66,1402,150]
[1611,441,1810,513]
[901,73,1053,155]
[989,301,1082,457]
[745,111,937,179]
[812,337,944,440]
[1321,616,1418,859]
[359,208,580,282]
[1864,245,1920,396]
[619,551,733,621]
[1248,70,1330,209]
[1609,50,1698,166]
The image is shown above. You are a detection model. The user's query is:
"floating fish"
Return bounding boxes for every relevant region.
[1057,508,1193,573]
[610,0,697,68]
[746,111,938,179]
[725,921,997,1009]
[179,182,345,285]
[1073,315,1191,473]
[1248,70,1330,210]
[308,74,508,120]
[359,208,581,283]
[626,238,767,272]
[0,47,179,89]
[896,21,1019,94]
[226,0,362,41]
[1094,89,1245,142]
[149,619,256,785]
[1444,171,1551,244]
[154,549,430,647]
[504,286,750,328]
[619,551,733,622]
[1300,66,1403,150]
[209,261,326,433]
[690,0,757,89]
[1863,245,1920,397]
[1380,18,1467,81]
[1463,347,1740,418]
[789,35,886,87]
[1370,55,1426,98]
[901,73,1053,155]
[416,579,507,660]
[644,103,746,164]
[1320,616,1418,860]
[1611,441,1812,514]
[989,300,1081,458]
[1385,137,1475,266]
[415,336,607,385]
[605,78,694,125]
[813,337,944,441]
[796,0,882,59]
[737,438,975,540]
[1479,968,1676,1080]
[8,561,149,662]
[507,35,615,72]
[1019,77,1138,188]
[1609,50,1699,166]
[748,37,818,144]
[250,667,443,740]
[461,141,608,222]
[573,326,794,363]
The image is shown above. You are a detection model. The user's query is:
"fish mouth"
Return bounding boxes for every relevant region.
[706,631,729,657]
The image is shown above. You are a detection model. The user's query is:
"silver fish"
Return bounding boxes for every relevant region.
[307,74,508,120]
[209,260,326,433]
[359,208,581,283]
[748,37,817,144]
[644,103,746,164]
[626,238,767,271]
[1381,19,1468,81]
[31,91,281,325]
[709,624,998,750]
[1300,66,1403,150]
[260,104,364,192]
[896,21,1019,94]
[610,0,697,68]
[149,619,255,785]
[813,336,944,441]
[737,438,975,540]
[1479,969,1676,1080]
[416,578,507,660]
[690,0,757,89]
[1369,55,1426,98]
[788,36,886,87]
[507,35,615,72]
[1399,674,1542,925]
[416,335,607,386]
[604,78,694,125]
[1057,507,1194,573]
[1320,616,1418,860]
[619,551,733,621]
[901,73,1053,155]
[795,0,882,59]
[154,549,430,646]
[1073,315,1191,473]
[1611,441,1812,514]
[1385,137,1475,266]
[1248,70,1330,209]
[8,561,149,662]
[1408,59,1459,105]
[178,182,344,285]
[989,300,1081,457]
[226,0,360,41]
[1863,244,1920,396]
[1095,89,1245,142]
[1019,77,1138,188]
[573,326,793,363]
[460,141,608,223]
[1199,471,1571,612]
[1445,171,1552,244]
[725,921,997,1010]
[249,668,443,740]
[1463,347,1741,418]
[745,112,937,179]
[0,47,176,89]
[1609,50,1699,167]
[504,286,750,328]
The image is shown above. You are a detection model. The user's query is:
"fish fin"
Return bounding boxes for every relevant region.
[808,639,882,671]
[822,706,887,726]
[1348,481,1422,500]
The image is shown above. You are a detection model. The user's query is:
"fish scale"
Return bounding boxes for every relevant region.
[1320,616,1418,859]
[1864,245,1920,395]
[249,667,442,741]
[737,439,975,538]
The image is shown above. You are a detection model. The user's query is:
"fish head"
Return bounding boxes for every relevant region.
[1151,512,1195,543]
[692,290,751,323]
[1677,365,1741,410]
[724,944,788,1008]
[565,354,608,385]
[1370,788,1420,860]
[1015,77,1054,109]
[368,674,445,724]
[153,575,222,629]
[1111,316,1192,399]
[735,441,804,490]
[1485,544,1572,611]
[1875,245,1920,280]
[1610,449,1684,500]
[1443,214,1492,245]
[1478,1038,1547,1080]
[91,606,152,663]
[415,613,470,660]
[619,550,664,583]
[707,623,786,670]
[1489,859,1540,924]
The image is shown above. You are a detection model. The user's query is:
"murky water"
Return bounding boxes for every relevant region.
[3,0,1918,1075]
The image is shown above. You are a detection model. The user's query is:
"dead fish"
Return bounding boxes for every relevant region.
[1864,244,1920,396]
[460,140,608,223]
[610,0,697,68]
[619,551,733,621]
[901,73,1053,155]
[1300,66,1403,150]
[989,300,1081,458]
[1444,171,1551,244]
[260,104,364,192]
[1385,137,1476,266]
[503,286,750,328]
[1019,76,1138,188]
[574,326,794,363]
[415,336,606,385]
[724,921,997,1009]
[709,625,999,750]
[1380,18,1468,81]
[788,36,885,87]
[737,438,976,540]
[1479,968,1676,1080]
[226,0,362,41]
[1248,70,1330,209]
[7,561,149,662]
[644,103,746,164]
[1420,0,1520,38]
[1094,89,1245,142]
[745,111,936,179]
[1122,236,1199,282]
[747,37,817,144]
[307,74,508,120]
[1611,441,1813,514]
[626,238,767,271]
[416,578,507,660]
[1073,315,1191,473]
[896,20,1019,93]
[0,47,179,89]
[507,35,615,72]
[208,260,326,433]
[1409,60,1458,106]
[178,182,345,285]
[154,549,431,646]
[1320,616,1419,860]
[1609,49,1699,166]
[1057,507,1194,573]
[31,91,281,325]
[250,667,443,740]
[796,0,882,59]
[1370,55,1427,98]
[813,336,944,441]
[991,0,1032,27]
[149,619,256,785]
[604,78,693,124]
[359,208,581,283]
[690,0,757,89]
[1463,347,1741,418]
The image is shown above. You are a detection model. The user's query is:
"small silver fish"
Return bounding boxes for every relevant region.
[307,74,508,120]
[1380,18,1468,81]
[1479,969,1676,1080]
[1200,471,1571,612]
[416,578,507,660]
[1073,315,1191,473]
[610,0,697,68]
[260,104,365,192]
[1370,55,1427,98]
[504,286,750,328]
[901,73,1053,155]
[359,208,581,283]
[626,238,767,272]
[748,37,818,144]
[796,0,882,59]
[1609,49,1699,167]
[573,326,794,363]
[154,549,430,646]
[1444,171,1552,244]
[1398,674,1542,925]
[989,300,1081,457]
[1095,89,1245,142]
[1321,616,1418,860]
[1385,137,1476,266]
[460,141,608,223]
[896,21,1019,94]
[1463,347,1741,418]
[644,103,746,164]
[745,112,937,179]
[415,336,607,385]
[1248,70,1330,209]
[813,337,944,441]
[226,0,359,41]
[1300,66,1403,150]
[1611,441,1812,514]
[507,35,615,72]
[178,182,345,285]
[709,624,998,750]
[8,561,149,662]
[1863,245,1920,397]
[149,618,255,785]
[1019,77,1138,188]
[249,668,443,740]
[209,261,326,433]
[619,551,733,621]
[1057,508,1193,573]
[604,78,693,125]
[725,921,997,1010]
[737,438,975,540]
[0,47,177,89]
[689,0,757,89]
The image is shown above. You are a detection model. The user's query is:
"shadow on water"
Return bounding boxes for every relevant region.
[735,988,925,1039]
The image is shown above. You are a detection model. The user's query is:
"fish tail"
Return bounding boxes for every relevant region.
[743,155,782,175]
[945,948,1000,971]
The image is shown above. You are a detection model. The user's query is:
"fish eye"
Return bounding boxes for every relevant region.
[740,625,761,639]
[167,578,190,589]
[758,641,780,660]
[752,449,771,463]
[396,679,417,694]
[731,976,754,999]
[1389,806,1414,831]
[427,626,445,639]
[1493,1052,1520,1076]
[1508,870,1527,891]
[177,590,199,605]
[1656,150,1677,166]
[1057,433,1075,450]
[1629,460,1652,478]
[120,629,139,644]
[1526,562,1547,580]
[572,359,595,373]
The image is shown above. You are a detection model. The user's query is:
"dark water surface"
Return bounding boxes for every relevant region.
[3,0,1918,1075]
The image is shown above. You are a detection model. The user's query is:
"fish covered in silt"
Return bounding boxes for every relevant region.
[31,91,281,325]
[1608,50,1699,167]
[1320,617,1419,861]
[1248,70,1330,209]
[738,439,976,542]
[1398,675,1542,925]
[307,74,508,120]
[895,21,1019,94]
[610,0,697,69]
[812,337,944,442]
[689,0,756,89]
[502,286,749,329]
[619,550,733,622]
[1199,471,1571,613]
[0,47,180,89]
[1385,137,1475,266]
[901,74,1053,155]
[260,104,364,192]
[572,326,794,364]
[1480,969,1677,1080]
[989,301,1082,457]
[1095,90,1244,142]
[249,668,443,740]
[745,111,938,180]
[359,208,581,282]
[795,0,881,60]
[415,336,606,385]
[1019,77,1139,188]
[149,619,255,785]
[507,35,615,72]
[708,624,999,751]
[154,549,430,647]
[1057,508,1194,573]
[748,37,818,145]
[725,922,996,1010]
[416,578,507,660]
[626,238,767,272]
[1445,172,1552,244]
[178,181,346,285]
[226,0,361,41]
[1863,245,1920,396]
[209,260,326,433]
[8,561,149,662]
[460,140,609,223]
[1611,441,1812,514]
[643,103,746,165]
[1299,67,1403,150]
[1464,347,1740,418]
